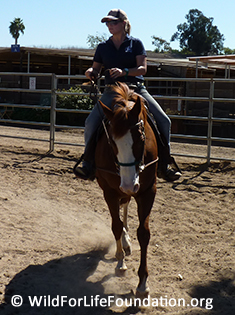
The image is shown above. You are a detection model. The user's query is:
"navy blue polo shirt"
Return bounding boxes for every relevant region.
[93,35,147,84]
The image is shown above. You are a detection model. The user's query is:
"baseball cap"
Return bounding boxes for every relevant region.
[101,9,128,23]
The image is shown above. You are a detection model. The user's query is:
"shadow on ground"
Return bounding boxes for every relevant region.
[0,249,141,315]
[182,273,235,315]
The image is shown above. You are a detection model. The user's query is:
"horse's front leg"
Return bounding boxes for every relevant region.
[104,191,127,274]
[136,218,150,297]
[135,187,156,297]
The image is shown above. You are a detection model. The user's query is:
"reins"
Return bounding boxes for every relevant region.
[89,79,159,176]
[97,118,159,176]
[89,79,99,104]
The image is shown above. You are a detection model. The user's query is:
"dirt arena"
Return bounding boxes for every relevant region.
[0,126,234,315]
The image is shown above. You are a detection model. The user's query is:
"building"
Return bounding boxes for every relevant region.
[1,46,235,137]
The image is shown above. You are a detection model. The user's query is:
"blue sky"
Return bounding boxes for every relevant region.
[1,0,235,51]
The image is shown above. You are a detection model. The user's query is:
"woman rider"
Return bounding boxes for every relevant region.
[75,9,181,182]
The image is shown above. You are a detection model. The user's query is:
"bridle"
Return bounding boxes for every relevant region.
[115,119,145,169]
[98,118,158,176]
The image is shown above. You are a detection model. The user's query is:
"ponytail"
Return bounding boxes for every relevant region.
[125,20,131,35]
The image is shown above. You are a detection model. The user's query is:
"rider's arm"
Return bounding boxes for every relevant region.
[85,61,102,81]
[128,55,147,76]
[109,55,147,79]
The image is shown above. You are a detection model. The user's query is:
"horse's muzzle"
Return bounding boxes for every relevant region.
[119,181,140,195]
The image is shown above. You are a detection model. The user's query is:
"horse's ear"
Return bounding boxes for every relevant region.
[99,100,114,121]
[130,96,142,118]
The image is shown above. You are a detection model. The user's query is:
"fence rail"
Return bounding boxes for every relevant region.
[0,72,235,163]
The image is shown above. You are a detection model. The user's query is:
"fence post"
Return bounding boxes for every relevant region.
[50,74,57,152]
[207,78,214,164]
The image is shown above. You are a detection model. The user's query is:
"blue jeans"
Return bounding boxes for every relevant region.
[84,85,171,152]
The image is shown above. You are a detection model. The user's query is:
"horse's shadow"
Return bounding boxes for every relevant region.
[1,250,234,315]
[0,249,139,315]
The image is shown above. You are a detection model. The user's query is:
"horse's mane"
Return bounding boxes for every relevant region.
[109,82,147,138]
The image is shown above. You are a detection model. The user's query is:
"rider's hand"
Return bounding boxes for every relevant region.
[109,68,124,79]
[85,68,99,82]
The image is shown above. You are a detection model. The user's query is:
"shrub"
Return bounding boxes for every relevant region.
[56,86,94,110]
[56,86,94,126]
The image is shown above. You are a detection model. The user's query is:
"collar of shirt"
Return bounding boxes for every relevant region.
[107,34,131,48]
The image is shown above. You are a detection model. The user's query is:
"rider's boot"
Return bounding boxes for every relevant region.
[157,143,182,182]
[146,113,181,182]
[73,137,96,180]
[157,161,182,182]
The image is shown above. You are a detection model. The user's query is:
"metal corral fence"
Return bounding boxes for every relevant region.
[0,72,235,163]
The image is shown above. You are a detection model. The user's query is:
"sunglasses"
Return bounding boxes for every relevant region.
[106,20,121,26]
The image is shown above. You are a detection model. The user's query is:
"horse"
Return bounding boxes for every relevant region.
[95,82,158,296]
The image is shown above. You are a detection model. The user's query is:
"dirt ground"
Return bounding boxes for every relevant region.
[0,126,234,315]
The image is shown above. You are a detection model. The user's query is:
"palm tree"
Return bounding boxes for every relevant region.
[9,18,25,45]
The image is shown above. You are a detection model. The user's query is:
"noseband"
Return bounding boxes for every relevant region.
[100,119,158,175]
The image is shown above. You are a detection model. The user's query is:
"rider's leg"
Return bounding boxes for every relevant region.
[73,102,103,180]
[74,88,115,180]
[137,85,181,182]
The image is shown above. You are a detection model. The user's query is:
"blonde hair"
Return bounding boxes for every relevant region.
[125,20,131,35]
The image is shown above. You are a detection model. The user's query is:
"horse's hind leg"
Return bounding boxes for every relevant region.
[122,227,131,256]
[115,239,127,274]
[121,198,131,256]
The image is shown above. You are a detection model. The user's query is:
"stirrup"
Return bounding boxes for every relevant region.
[157,166,181,182]
[169,156,182,174]
[73,155,96,181]
[157,155,182,182]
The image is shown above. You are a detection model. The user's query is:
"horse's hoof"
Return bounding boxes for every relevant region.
[115,267,127,277]
[115,261,127,276]
[136,287,150,299]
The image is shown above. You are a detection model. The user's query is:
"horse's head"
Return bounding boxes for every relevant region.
[99,83,147,195]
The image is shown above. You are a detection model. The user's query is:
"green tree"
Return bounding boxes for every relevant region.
[9,17,25,45]
[171,9,224,55]
[223,47,235,55]
[151,36,171,53]
[86,32,108,49]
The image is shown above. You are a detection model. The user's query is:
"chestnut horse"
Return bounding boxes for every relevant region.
[95,82,158,296]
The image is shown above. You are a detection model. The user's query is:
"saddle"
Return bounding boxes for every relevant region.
[74,77,181,180]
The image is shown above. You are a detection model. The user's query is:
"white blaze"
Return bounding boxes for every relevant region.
[114,130,140,194]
